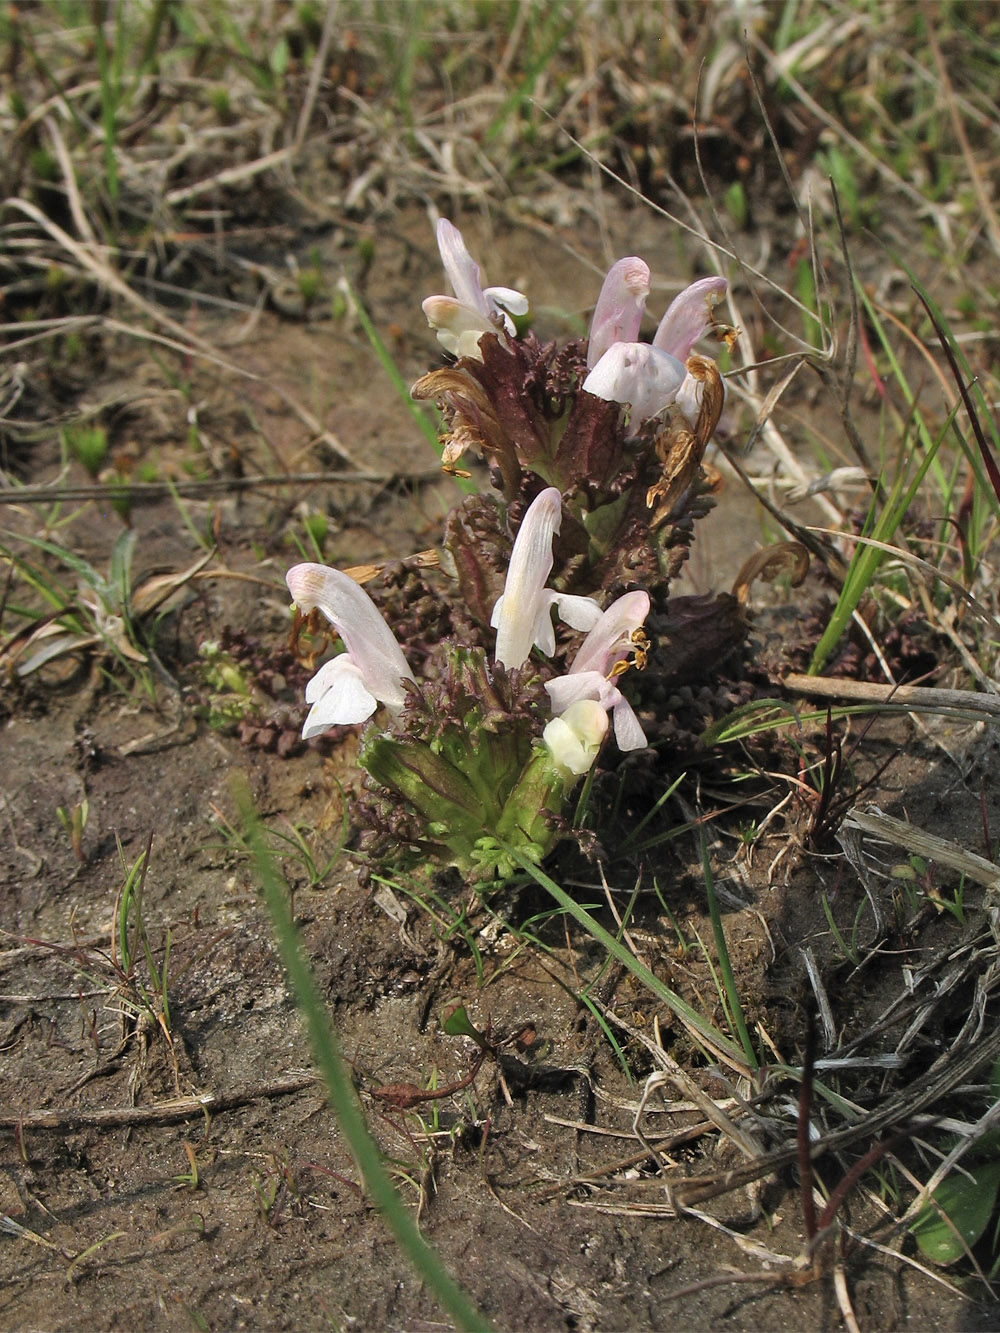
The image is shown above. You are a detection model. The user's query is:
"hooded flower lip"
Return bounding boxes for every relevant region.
[286,563,413,737]
[581,342,687,423]
[586,256,651,370]
[652,275,728,362]
[545,590,650,751]
[491,487,603,669]
[423,218,529,359]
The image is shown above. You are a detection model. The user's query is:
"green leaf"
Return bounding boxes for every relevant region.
[911,1160,1000,1265]
[362,736,485,824]
[440,1003,485,1045]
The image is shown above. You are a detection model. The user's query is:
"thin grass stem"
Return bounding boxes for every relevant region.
[234,778,491,1333]
[699,834,758,1072]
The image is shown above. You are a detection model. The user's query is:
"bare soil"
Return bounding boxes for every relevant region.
[2,208,999,1332]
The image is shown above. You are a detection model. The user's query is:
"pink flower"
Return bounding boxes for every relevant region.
[286,564,413,737]
[584,269,728,427]
[491,487,603,669]
[545,590,650,751]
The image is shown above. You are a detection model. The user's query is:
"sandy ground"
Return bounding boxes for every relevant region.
[3,205,1000,1331]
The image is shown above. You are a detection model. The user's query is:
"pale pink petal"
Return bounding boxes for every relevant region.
[484,285,529,321]
[674,366,727,429]
[545,670,606,714]
[304,655,349,705]
[652,276,728,361]
[302,657,378,735]
[491,488,562,668]
[570,591,650,676]
[551,592,604,633]
[587,257,651,369]
[436,218,490,317]
[611,697,647,751]
[422,295,495,356]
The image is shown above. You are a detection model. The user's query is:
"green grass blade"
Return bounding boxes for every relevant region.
[809,381,953,673]
[484,3,573,147]
[92,5,120,202]
[616,770,687,856]
[500,843,748,1070]
[233,779,491,1333]
[905,273,1000,514]
[855,280,949,492]
[342,276,476,496]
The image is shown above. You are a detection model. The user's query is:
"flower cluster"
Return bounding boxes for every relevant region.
[288,487,649,881]
[410,220,730,606]
[287,218,740,885]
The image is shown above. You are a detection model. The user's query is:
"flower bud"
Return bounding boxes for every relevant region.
[542,699,609,777]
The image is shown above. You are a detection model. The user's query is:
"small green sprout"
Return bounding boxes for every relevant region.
[62,422,109,479]
[56,798,89,862]
[296,267,323,305]
[210,86,231,119]
[172,1141,201,1192]
[723,180,748,229]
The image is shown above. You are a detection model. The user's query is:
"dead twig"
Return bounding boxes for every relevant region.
[0,468,442,506]
[783,673,1000,720]
[0,1071,320,1131]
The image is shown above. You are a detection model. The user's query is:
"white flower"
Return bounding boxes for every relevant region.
[422,219,528,359]
[286,563,413,738]
[582,343,686,423]
[491,487,603,669]
[542,699,609,777]
[583,272,728,427]
[545,590,650,751]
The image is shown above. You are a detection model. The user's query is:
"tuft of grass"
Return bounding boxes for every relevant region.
[206,801,349,908]
[808,415,951,674]
[113,832,173,1040]
[2,528,154,694]
[56,797,89,863]
[61,421,109,478]
[501,842,750,1074]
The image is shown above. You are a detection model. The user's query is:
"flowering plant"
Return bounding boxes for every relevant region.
[286,219,744,887]
[288,487,649,881]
